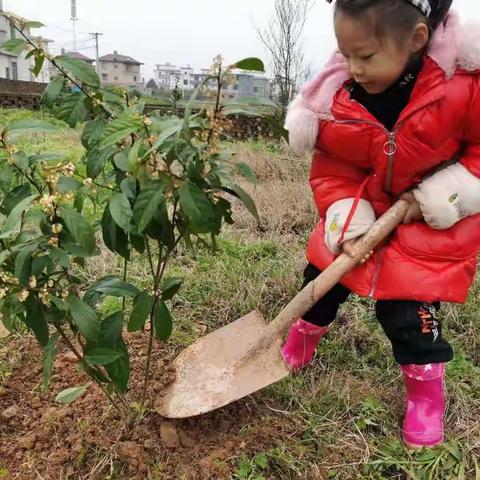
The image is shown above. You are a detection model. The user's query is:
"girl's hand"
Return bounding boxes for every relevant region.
[341,239,373,264]
[401,192,424,224]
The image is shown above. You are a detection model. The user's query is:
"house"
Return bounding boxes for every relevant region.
[0,1,53,83]
[63,50,95,65]
[98,51,143,88]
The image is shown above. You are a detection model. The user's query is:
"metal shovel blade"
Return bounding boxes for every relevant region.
[155,310,290,418]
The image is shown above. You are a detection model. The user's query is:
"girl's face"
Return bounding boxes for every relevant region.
[334,10,428,94]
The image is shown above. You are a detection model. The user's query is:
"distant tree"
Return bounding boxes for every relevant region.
[255,0,312,121]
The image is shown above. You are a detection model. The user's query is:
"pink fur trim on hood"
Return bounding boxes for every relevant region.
[285,11,480,155]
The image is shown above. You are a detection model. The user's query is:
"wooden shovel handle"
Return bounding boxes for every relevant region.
[254,199,410,354]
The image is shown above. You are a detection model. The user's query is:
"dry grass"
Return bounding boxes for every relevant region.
[227,141,318,243]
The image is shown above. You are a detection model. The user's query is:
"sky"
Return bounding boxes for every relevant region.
[5,0,480,81]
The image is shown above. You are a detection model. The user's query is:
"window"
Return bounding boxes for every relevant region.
[114,64,118,68]
[134,76,137,81]
[253,86,259,93]
[5,67,9,80]
[12,62,18,80]
[233,85,238,90]
[102,73,108,80]
[183,80,188,85]
[102,62,107,69]
[9,24,15,40]
[114,76,118,81]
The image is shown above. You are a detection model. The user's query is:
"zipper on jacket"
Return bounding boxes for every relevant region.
[384,132,398,192]
[335,118,401,193]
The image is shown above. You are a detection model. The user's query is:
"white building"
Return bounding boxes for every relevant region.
[98,51,143,88]
[153,62,271,100]
[0,2,53,83]
[154,62,182,91]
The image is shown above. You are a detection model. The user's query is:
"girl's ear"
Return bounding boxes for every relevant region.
[410,23,429,53]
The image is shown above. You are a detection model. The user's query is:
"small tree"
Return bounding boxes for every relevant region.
[0,13,265,425]
[255,0,313,121]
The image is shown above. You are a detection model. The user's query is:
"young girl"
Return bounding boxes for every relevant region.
[281,0,480,449]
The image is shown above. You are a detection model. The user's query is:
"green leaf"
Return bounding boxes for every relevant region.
[148,118,183,152]
[0,184,31,215]
[60,207,96,255]
[100,312,130,393]
[127,140,142,172]
[49,247,70,268]
[109,193,133,232]
[56,55,100,87]
[81,117,106,148]
[67,295,100,342]
[99,113,142,148]
[24,295,49,347]
[128,291,154,332]
[130,233,145,254]
[85,276,139,299]
[42,75,65,106]
[221,184,259,221]
[56,93,87,128]
[145,201,175,249]
[153,301,173,341]
[235,162,257,184]
[133,180,167,232]
[57,176,82,193]
[162,277,183,301]
[101,207,130,260]
[179,181,217,234]
[25,21,45,28]
[55,385,88,404]
[84,348,123,366]
[3,194,37,233]
[113,151,129,171]
[14,245,35,285]
[13,151,29,171]
[43,332,60,388]
[32,53,45,77]
[0,38,27,55]
[233,58,265,72]
[86,146,114,179]
[3,119,58,136]
[120,177,137,199]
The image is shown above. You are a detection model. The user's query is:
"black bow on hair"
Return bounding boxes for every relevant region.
[325,0,453,30]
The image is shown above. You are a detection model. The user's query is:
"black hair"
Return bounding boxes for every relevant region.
[332,0,452,43]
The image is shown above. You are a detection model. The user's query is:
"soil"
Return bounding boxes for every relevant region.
[0,333,296,479]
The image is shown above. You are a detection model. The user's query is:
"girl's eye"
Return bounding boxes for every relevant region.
[361,53,375,60]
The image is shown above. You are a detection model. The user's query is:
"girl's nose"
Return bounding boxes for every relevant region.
[349,60,364,79]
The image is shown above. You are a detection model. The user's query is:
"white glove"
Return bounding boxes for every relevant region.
[324,198,376,254]
[414,163,480,229]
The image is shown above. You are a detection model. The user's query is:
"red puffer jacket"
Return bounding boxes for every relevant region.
[286,12,480,303]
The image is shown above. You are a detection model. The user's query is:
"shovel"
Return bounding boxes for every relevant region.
[156,199,410,418]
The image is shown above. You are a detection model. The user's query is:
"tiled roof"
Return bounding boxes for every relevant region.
[99,53,143,65]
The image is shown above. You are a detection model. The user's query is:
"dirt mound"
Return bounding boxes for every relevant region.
[0,334,294,479]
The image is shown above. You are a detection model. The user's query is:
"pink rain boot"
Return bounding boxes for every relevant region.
[281,318,329,371]
[401,363,446,449]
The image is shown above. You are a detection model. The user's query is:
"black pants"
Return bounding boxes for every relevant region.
[302,264,454,365]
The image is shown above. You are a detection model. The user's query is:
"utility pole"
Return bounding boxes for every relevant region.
[71,0,78,50]
[90,32,103,74]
